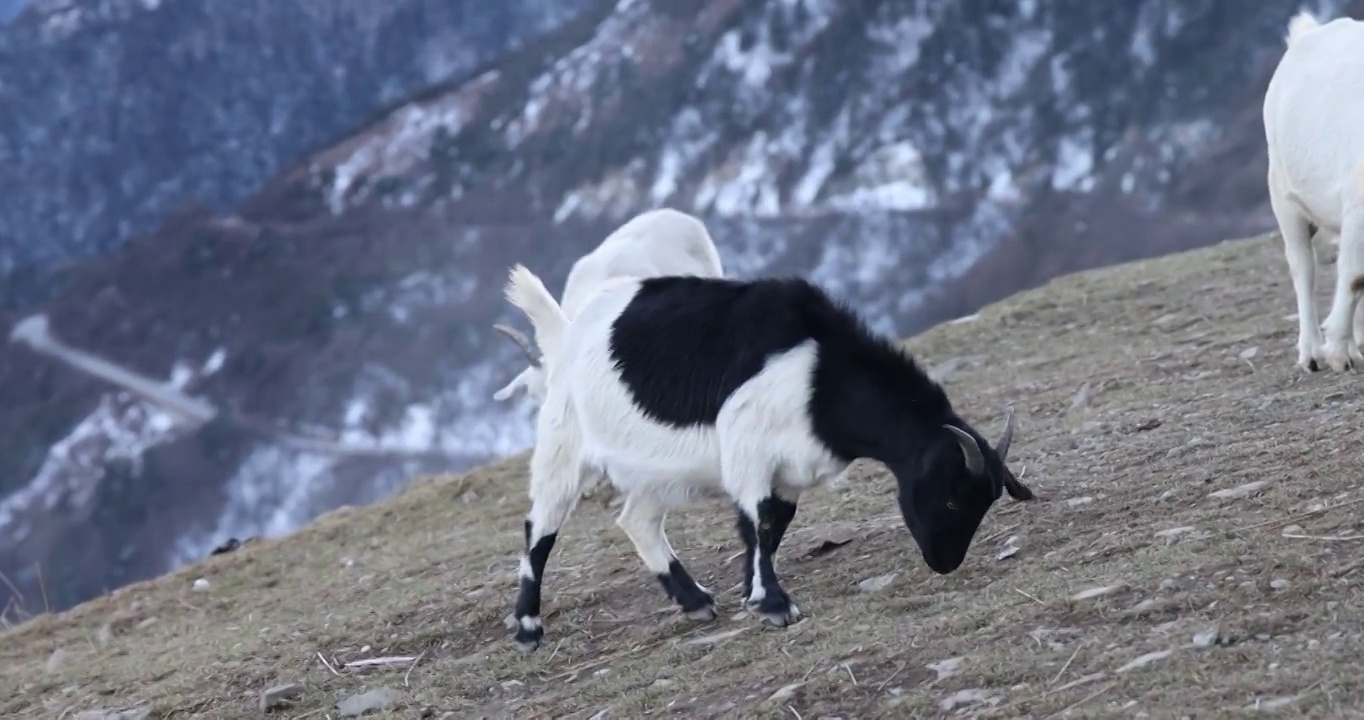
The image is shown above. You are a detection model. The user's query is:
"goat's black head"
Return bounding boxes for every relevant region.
[893,406,1034,574]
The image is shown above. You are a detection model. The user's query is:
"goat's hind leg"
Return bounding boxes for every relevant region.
[1272,190,1326,372]
[1322,206,1364,372]
[616,489,716,621]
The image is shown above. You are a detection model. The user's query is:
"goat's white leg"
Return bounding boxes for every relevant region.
[510,393,591,652]
[1321,208,1364,372]
[722,461,803,627]
[615,491,716,621]
[1353,295,1364,349]
[1271,188,1326,372]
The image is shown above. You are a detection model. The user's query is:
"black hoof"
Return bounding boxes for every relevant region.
[512,618,543,652]
[1309,358,1321,372]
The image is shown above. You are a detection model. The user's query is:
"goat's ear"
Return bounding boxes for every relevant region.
[1003,474,1035,501]
[941,425,985,476]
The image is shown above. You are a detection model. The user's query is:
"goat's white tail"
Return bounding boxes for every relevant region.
[505,264,568,363]
[1285,10,1322,46]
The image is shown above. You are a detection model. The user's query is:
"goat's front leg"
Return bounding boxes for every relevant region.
[615,491,716,621]
[511,401,591,652]
[732,483,802,627]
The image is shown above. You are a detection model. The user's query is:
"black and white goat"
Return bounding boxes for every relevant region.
[492,208,725,402]
[503,265,1035,651]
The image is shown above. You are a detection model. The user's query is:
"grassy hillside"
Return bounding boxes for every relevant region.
[5,231,1363,719]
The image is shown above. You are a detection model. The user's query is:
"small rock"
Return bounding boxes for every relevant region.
[651,679,676,689]
[1270,578,1290,591]
[927,657,964,681]
[1193,627,1221,648]
[261,683,302,713]
[1070,584,1127,602]
[1159,578,1180,591]
[996,536,1021,561]
[209,537,242,556]
[96,623,114,647]
[858,572,898,593]
[192,577,210,591]
[1154,526,1196,539]
[1115,649,1173,673]
[1239,347,1259,360]
[73,709,151,720]
[46,648,68,674]
[685,627,746,646]
[766,682,804,704]
[1067,496,1095,507]
[938,688,1001,712]
[1281,524,1304,536]
[337,687,401,717]
[1208,481,1267,500]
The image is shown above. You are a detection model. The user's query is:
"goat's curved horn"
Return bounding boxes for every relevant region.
[995,405,1016,462]
[943,424,986,476]
[493,323,541,367]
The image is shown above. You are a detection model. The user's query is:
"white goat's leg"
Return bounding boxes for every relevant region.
[1321,209,1364,372]
[615,490,716,621]
[722,460,802,627]
[1271,191,1325,371]
[510,393,590,652]
[1353,295,1364,349]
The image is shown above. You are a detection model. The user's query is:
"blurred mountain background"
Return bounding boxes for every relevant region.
[0,0,1351,615]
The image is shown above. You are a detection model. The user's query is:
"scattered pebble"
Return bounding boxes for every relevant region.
[1067,496,1095,507]
[858,572,898,593]
[685,627,746,646]
[1193,627,1221,648]
[337,687,401,717]
[46,648,68,674]
[938,688,1001,712]
[1115,649,1173,673]
[1208,481,1267,500]
[1154,526,1196,539]
[1070,584,1127,602]
[191,578,210,591]
[927,657,964,681]
[73,709,151,720]
[1239,346,1259,360]
[1270,578,1291,591]
[260,683,302,713]
[1281,524,1304,536]
[996,536,1021,561]
[766,682,804,704]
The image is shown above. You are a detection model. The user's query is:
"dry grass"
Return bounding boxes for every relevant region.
[5,232,1364,719]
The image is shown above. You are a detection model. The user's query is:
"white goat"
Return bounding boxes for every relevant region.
[500,264,1034,651]
[1264,10,1364,372]
[492,207,725,401]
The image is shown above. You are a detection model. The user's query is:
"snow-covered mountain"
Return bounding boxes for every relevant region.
[0,0,1348,616]
[0,0,595,281]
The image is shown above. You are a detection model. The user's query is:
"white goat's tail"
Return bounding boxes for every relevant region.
[1286,10,1322,46]
[505,264,568,364]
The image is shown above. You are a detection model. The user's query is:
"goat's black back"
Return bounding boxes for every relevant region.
[608,275,953,461]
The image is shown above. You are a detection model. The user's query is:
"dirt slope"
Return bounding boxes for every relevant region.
[4,231,1363,719]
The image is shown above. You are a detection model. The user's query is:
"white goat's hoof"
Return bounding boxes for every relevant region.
[1323,342,1355,372]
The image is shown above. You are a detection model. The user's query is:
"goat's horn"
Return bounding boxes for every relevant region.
[493,323,540,367]
[943,424,986,476]
[995,405,1016,462]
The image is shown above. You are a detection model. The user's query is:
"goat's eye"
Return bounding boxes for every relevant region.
[945,500,960,511]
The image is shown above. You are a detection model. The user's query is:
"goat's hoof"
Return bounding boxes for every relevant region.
[684,604,718,622]
[1323,347,1354,372]
[747,593,803,627]
[512,617,544,652]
